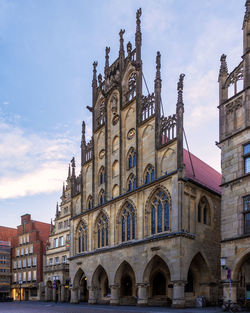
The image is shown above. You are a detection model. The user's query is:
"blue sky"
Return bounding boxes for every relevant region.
[0,0,245,227]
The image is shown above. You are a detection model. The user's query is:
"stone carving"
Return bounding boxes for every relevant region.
[226,96,243,114]
[110,94,118,115]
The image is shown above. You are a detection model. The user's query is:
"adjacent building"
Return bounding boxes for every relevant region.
[11,214,50,301]
[50,9,223,308]
[218,0,250,303]
[0,226,17,300]
[44,200,70,302]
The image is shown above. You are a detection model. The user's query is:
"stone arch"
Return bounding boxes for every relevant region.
[197,195,212,226]
[72,267,89,303]
[122,65,137,101]
[97,131,105,147]
[232,249,250,281]
[142,124,153,138]
[91,265,111,302]
[112,136,119,152]
[114,260,137,303]
[160,148,176,176]
[112,184,119,199]
[125,106,135,121]
[112,160,119,177]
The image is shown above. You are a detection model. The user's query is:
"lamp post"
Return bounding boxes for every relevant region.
[220,257,231,303]
[18,280,23,302]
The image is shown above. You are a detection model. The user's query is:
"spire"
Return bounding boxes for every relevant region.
[56,202,59,218]
[119,29,125,71]
[71,157,76,178]
[67,163,71,182]
[62,182,65,198]
[92,61,98,107]
[135,8,142,62]
[176,74,185,112]
[104,47,110,78]
[50,218,53,233]
[154,51,162,119]
[81,121,86,166]
[244,0,250,26]
[81,121,86,146]
[127,41,132,59]
[218,54,228,81]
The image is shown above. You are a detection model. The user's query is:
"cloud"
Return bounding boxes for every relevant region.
[0,118,79,199]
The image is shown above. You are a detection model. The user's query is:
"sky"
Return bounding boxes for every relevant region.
[0,0,245,227]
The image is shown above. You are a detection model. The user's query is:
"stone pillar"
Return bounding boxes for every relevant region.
[70,288,79,304]
[45,286,49,301]
[200,283,210,302]
[88,286,97,304]
[110,284,119,305]
[172,281,185,308]
[60,285,65,302]
[52,287,56,302]
[137,283,148,306]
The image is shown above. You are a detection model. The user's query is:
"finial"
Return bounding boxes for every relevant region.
[135,8,142,60]
[62,182,65,198]
[105,47,110,76]
[136,8,142,32]
[56,202,59,217]
[92,61,98,87]
[81,121,86,145]
[219,54,228,79]
[71,157,76,177]
[244,1,250,25]
[127,41,132,57]
[98,73,102,88]
[177,74,185,110]
[156,51,161,80]
[119,29,125,56]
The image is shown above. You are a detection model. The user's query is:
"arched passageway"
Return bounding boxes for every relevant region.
[92,265,110,303]
[185,253,212,307]
[72,268,88,303]
[114,261,136,305]
[144,255,171,306]
[232,253,250,302]
[45,280,53,301]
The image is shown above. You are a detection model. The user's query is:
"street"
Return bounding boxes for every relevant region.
[0,302,224,313]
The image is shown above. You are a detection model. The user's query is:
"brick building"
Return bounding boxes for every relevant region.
[11,214,50,301]
[0,226,17,300]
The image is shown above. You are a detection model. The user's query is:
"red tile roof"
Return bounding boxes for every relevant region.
[183,149,221,194]
[0,226,17,243]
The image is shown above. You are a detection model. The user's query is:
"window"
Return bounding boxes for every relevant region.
[59,236,64,246]
[18,272,22,281]
[64,220,68,228]
[99,189,105,205]
[126,72,137,101]
[23,259,26,268]
[66,234,70,243]
[198,196,211,225]
[23,236,26,244]
[28,257,31,267]
[28,271,31,281]
[13,261,17,269]
[55,257,59,264]
[16,249,20,257]
[30,245,33,254]
[64,207,68,214]
[26,234,29,243]
[20,237,22,245]
[150,190,170,234]
[96,213,109,248]
[128,148,136,169]
[30,288,37,296]
[244,143,250,174]
[58,222,63,229]
[144,165,155,184]
[33,270,37,281]
[77,221,87,253]
[21,248,24,256]
[121,202,136,242]
[49,258,53,265]
[112,136,119,152]
[33,257,37,266]
[99,167,105,185]
[127,174,136,192]
[23,272,26,282]
[54,238,58,248]
[62,255,67,263]
[13,273,17,282]
[18,260,21,268]
[244,195,250,234]
[112,160,119,177]
[87,196,92,210]
[25,247,28,255]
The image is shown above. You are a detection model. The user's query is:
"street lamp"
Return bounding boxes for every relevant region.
[18,280,23,302]
[220,257,231,303]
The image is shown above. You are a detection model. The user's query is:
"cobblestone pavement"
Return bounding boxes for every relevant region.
[0,302,225,313]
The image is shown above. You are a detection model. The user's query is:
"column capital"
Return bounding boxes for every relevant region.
[110,284,119,289]
[172,280,187,286]
[136,282,149,288]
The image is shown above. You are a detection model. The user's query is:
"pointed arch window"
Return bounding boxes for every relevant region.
[144,165,155,184]
[126,72,137,101]
[128,148,136,169]
[87,196,92,210]
[96,213,109,248]
[198,196,210,225]
[150,190,170,235]
[127,174,136,192]
[121,202,136,242]
[99,166,105,185]
[99,189,105,205]
[77,221,87,253]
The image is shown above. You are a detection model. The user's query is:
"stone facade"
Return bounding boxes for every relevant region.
[52,9,223,308]
[218,1,250,303]
[43,194,71,302]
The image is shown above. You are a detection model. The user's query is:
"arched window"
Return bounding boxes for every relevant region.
[96,213,109,248]
[86,196,92,210]
[198,196,211,225]
[127,174,136,192]
[144,164,155,184]
[112,184,119,199]
[77,221,87,253]
[121,202,136,242]
[112,136,119,152]
[150,190,170,235]
[128,148,136,169]
[99,166,105,185]
[112,160,119,178]
[98,189,105,205]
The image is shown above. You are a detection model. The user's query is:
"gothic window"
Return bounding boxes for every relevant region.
[98,189,105,205]
[120,202,136,242]
[198,196,211,225]
[127,148,136,169]
[244,143,250,174]
[244,195,250,234]
[96,213,109,248]
[112,184,119,199]
[126,72,137,101]
[77,221,87,253]
[112,160,119,178]
[144,164,155,184]
[98,100,105,126]
[112,136,119,152]
[150,190,170,235]
[99,166,105,185]
[87,196,92,210]
[127,174,136,192]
